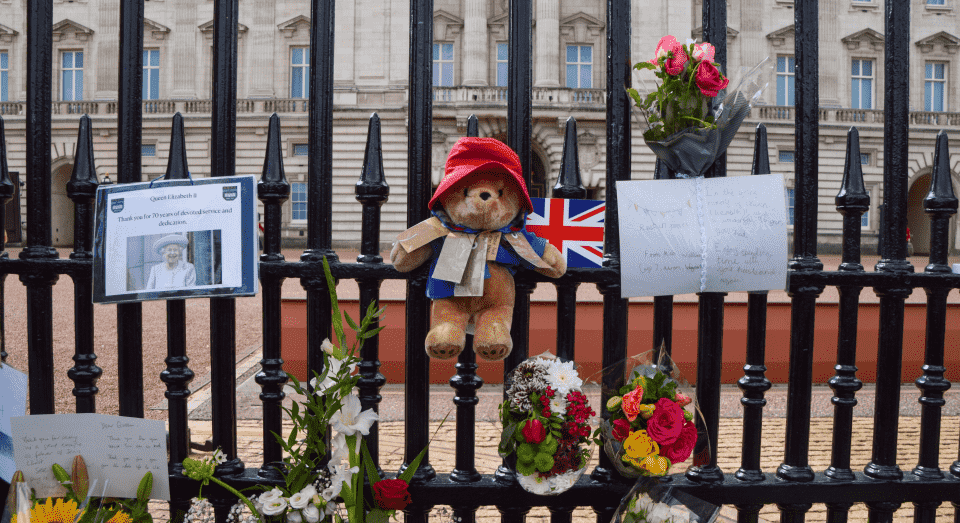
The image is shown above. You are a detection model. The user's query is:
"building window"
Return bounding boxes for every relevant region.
[433,43,454,86]
[851,59,873,109]
[925,62,946,112]
[786,187,795,226]
[776,56,795,106]
[0,51,7,102]
[779,150,795,163]
[143,49,160,100]
[142,144,156,157]
[927,0,946,4]
[291,47,309,99]
[861,188,872,228]
[496,43,508,87]
[62,51,83,101]
[293,144,309,156]
[566,45,592,88]
[860,152,871,165]
[291,182,307,222]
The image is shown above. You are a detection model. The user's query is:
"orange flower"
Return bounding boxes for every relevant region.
[620,383,644,421]
[639,454,671,476]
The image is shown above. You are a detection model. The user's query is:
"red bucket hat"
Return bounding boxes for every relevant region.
[429,137,533,213]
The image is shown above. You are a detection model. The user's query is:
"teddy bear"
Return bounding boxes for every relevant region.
[391,137,567,361]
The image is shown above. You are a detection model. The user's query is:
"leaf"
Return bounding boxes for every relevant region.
[398,445,429,483]
[361,440,382,485]
[136,472,154,503]
[361,326,385,339]
[344,311,359,332]
[634,61,657,71]
[51,463,71,485]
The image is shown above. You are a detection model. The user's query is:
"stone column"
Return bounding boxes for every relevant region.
[95,0,119,100]
[170,0,197,99]
[461,0,487,86]
[248,0,275,97]
[819,0,840,107]
[535,0,559,87]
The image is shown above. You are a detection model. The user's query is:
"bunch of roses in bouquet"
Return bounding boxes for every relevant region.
[182,257,426,523]
[498,355,595,495]
[597,364,697,478]
[5,456,154,523]
[628,35,763,177]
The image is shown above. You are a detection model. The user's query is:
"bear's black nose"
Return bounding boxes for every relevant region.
[479,191,491,201]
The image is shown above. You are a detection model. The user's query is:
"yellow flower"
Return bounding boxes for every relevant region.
[621,429,659,468]
[13,498,82,523]
[106,511,133,523]
[639,454,671,476]
[638,404,656,420]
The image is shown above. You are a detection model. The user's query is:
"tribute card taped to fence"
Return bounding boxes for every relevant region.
[11,414,170,500]
[92,175,259,303]
[0,364,27,484]
[616,174,787,297]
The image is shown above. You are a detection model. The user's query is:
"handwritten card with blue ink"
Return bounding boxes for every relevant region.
[11,414,169,500]
[616,174,788,297]
[0,364,27,484]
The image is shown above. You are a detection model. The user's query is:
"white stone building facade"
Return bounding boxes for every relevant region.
[0,0,958,254]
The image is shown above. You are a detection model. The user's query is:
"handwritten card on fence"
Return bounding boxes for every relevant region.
[616,174,787,297]
[11,414,170,500]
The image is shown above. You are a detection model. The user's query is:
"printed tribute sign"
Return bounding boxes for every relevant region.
[92,176,259,303]
[616,174,788,297]
[11,414,170,500]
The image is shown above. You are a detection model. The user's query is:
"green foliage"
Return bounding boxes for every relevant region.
[533,453,554,473]
[516,443,536,464]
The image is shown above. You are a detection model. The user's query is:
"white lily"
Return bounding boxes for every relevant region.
[329,432,350,465]
[309,355,357,395]
[330,394,378,436]
[321,463,359,501]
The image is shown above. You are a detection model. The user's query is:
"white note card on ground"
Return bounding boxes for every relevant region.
[11,414,170,500]
[617,174,788,297]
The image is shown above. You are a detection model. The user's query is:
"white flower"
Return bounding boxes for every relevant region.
[323,502,338,516]
[302,504,321,523]
[666,507,692,523]
[288,492,311,510]
[321,338,336,355]
[212,448,227,465]
[286,510,303,523]
[322,463,359,501]
[545,360,582,395]
[330,394,378,436]
[328,432,350,465]
[309,356,357,396]
[298,484,317,500]
[549,395,567,416]
[258,488,284,506]
[261,497,288,517]
[646,502,673,523]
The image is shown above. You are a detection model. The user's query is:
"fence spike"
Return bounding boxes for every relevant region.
[261,113,287,186]
[923,131,958,213]
[0,117,14,206]
[466,114,479,137]
[66,115,99,201]
[164,113,189,180]
[356,113,388,202]
[836,127,869,213]
[751,124,770,175]
[552,117,587,199]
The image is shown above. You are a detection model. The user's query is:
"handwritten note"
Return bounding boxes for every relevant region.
[0,364,28,483]
[617,174,787,297]
[11,414,170,500]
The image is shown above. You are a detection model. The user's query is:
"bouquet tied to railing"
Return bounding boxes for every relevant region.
[498,353,595,495]
[611,477,720,523]
[182,257,426,523]
[629,35,768,177]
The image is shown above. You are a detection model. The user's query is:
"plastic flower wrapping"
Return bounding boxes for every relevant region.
[499,354,595,495]
[3,456,153,523]
[628,35,769,177]
[596,351,703,478]
[611,478,719,523]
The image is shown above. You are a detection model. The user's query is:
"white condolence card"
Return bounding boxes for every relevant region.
[92,175,259,303]
[616,174,788,297]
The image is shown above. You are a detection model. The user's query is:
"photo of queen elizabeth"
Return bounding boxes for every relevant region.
[146,234,197,289]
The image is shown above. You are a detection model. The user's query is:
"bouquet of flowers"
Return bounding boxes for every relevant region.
[597,358,698,478]
[498,354,594,495]
[628,35,766,177]
[182,257,426,523]
[612,478,719,523]
[4,456,153,523]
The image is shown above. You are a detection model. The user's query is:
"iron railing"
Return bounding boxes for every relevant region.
[0,1,959,522]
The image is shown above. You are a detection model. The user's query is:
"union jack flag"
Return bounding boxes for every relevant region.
[526,197,605,268]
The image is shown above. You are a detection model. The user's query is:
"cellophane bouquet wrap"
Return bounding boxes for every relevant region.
[612,478,719,523]
[499,355,595,495]
[597,355,699,478]
[628,35,768,177]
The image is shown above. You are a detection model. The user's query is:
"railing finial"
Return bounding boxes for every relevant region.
[356,113,388,203]
[466,114,479,138]
[0,117,14,207]
[552,116,586,199]
[67,115,99,199]
[164,112,189,180]
[751,124,771,175]
[924,130,957,212]
[836,127,869,213]
[261,113,287,185]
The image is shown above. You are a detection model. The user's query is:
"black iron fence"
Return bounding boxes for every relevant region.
[1,0,959,522]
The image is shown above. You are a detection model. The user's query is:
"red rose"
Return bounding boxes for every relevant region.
[659,420,697,464]
[611,418,632,442]
[653,35,687,76]
[521,419,546,444]
[373,479,412,511]
[646,398,684,446]
[694,61,729,97]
